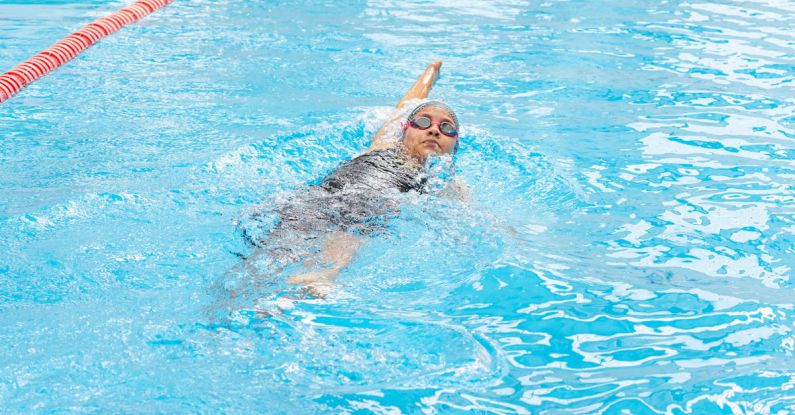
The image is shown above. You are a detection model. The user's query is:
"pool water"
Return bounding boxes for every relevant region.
[1,0,794,413]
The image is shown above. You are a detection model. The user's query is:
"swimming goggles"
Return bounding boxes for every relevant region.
[408,116,458,138]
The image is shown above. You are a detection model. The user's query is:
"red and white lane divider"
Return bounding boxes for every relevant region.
[0,0,173,104]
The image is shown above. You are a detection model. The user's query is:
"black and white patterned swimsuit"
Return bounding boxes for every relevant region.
[319,147,427,194]
[245,147,427,248]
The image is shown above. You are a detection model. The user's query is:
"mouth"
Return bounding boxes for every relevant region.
[421,139,441,150]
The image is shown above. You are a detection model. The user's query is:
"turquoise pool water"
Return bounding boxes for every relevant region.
[1,0,794,413]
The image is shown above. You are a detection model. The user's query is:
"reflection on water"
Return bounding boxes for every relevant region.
[1,0,794,413]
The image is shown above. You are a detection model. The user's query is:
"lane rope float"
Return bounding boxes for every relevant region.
[0,0,173,104]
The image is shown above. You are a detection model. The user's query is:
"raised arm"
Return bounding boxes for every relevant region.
[366,60,443,152]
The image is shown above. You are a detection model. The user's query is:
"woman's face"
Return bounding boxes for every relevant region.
[403,106,458,162]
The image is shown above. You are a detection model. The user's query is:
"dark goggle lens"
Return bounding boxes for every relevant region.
[439,122,457,136]
[411,116,432,128]
[411,116,458,137]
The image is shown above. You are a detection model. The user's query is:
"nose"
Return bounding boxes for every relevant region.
[426,124,441,136]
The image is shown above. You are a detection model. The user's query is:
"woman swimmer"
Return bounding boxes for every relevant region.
[232,60,465,299]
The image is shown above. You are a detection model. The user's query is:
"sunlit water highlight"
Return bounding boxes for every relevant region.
[1,0,794,413]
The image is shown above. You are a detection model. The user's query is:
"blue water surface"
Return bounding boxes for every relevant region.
[1,0,794,413]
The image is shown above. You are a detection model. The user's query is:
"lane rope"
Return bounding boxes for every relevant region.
[0,0,173,104]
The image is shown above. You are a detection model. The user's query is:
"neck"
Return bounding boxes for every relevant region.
[398,145,427,167]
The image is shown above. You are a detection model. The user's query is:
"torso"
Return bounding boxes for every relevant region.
[245,148,428,248]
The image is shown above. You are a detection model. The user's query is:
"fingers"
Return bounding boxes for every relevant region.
[427,60,442,84]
